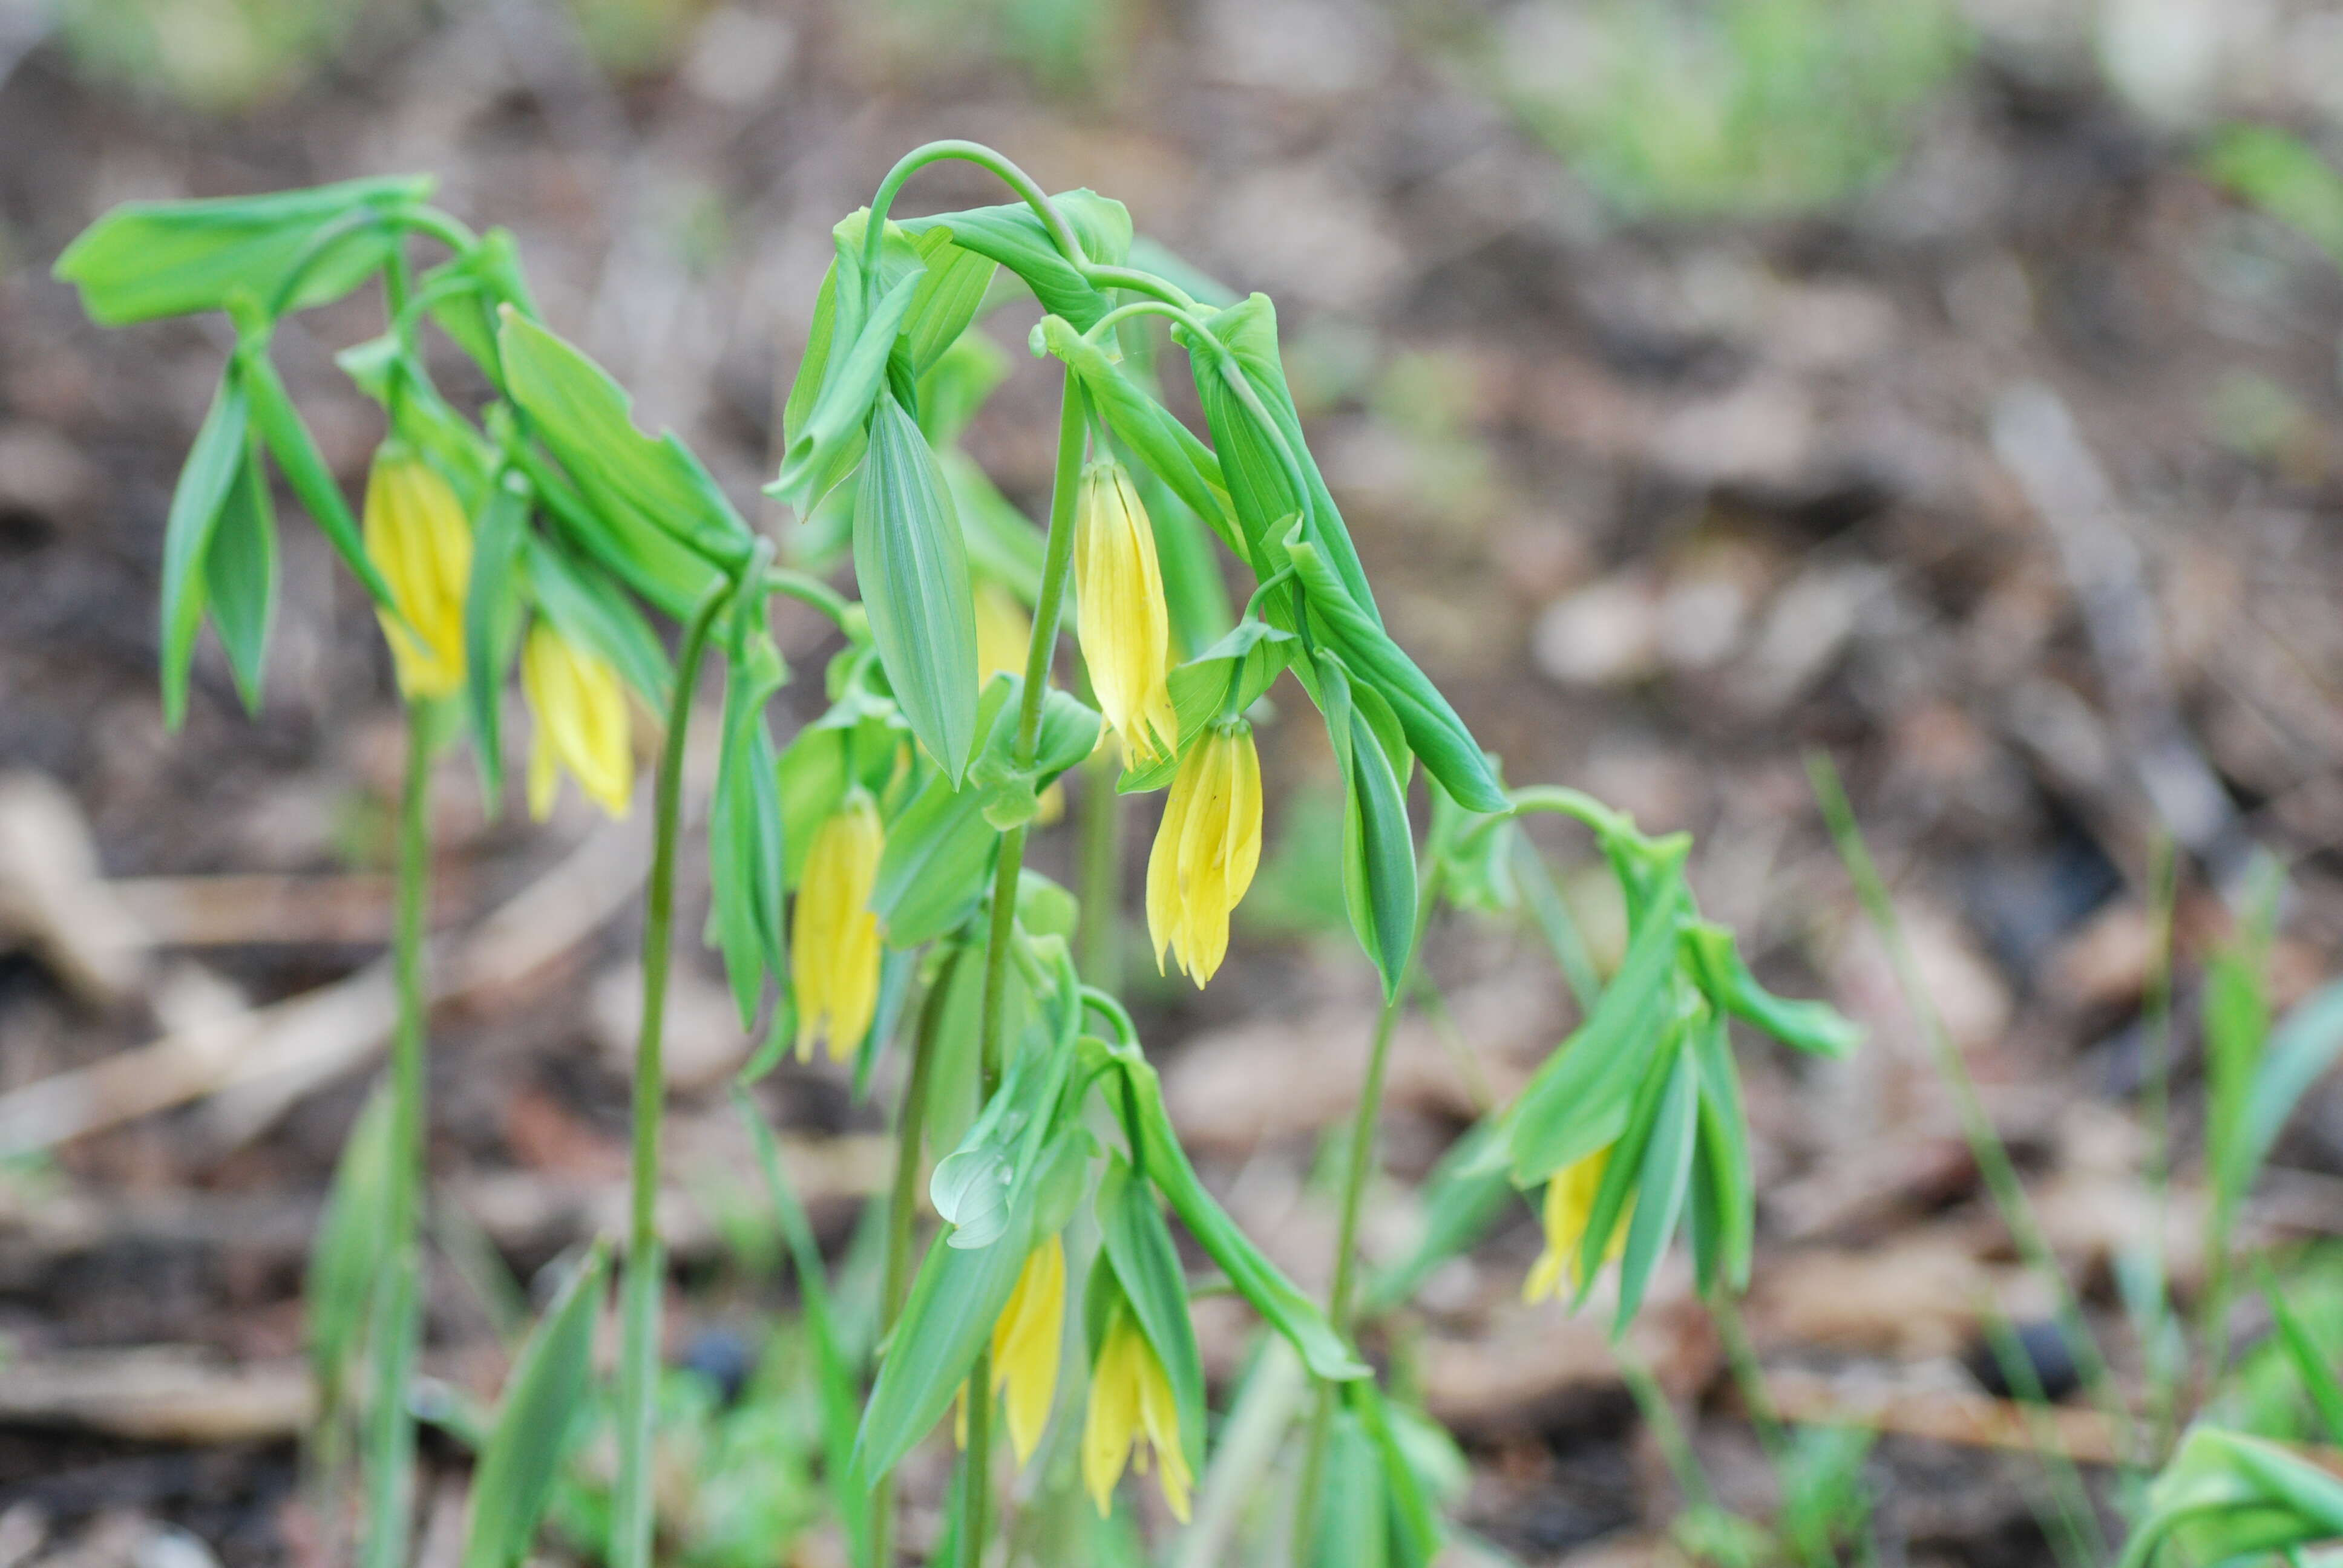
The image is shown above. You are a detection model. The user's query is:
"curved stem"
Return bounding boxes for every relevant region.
[360,704,434,1568]
[613,585,730,1568]
[1292,863,1443,1562]
[762,567,861,634]
[858,140,1196,321]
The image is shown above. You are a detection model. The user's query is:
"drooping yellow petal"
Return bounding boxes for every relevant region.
[1082,1313,1142,1517]
[520,623,634,820]
[362,446,471,700]
[1072,462,1176,765]
[1081,1307,1191,1521]
[1145,724,1263,985]
[790,793,883,1062]
[1524,1146,1628,1304]
[973,580,1032,683]
[990,1234,1066,1466]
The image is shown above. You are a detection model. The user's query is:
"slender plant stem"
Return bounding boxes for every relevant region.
[955,367,1089,1568]
[1807,753,2133,1460]
[2137,834,2183,1455]
[1077,743,1124,993]
[612,587,728,1568]
[1293,866,1443,1560]
[361,705,433,1568]
[870,958,955,1567]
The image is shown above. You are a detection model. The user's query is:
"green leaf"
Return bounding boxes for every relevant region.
[203,437,279,716]
[1354,1382,1454,1568]
[901,230,998,377]
[460,1241,609,1568]
[1032,316,1237,554]
[497,310,750,570]
[157,367,250,728]
[770,217,929,514]
[2264,1279,2343,1447]
[55,175,433,324]
[733,1088,867,1568]
[462,476,530,803]
[854,392,980,781]
[1688,1011,1755,1293]
[1502,877,1687,1184]
[1096,1157,1206,1480]
[899,190,1132,331]
[1174,292,1376,610]
[941,450,1045,601]
[2238,975,2343,1209]
[522,533,670,708]
[919,332,1011,450]
[1092,1037,1366,1381]
[2204,126,2343,272]
[1285,524,1506,814]
[1320,652,1418,998]
[1308,1406,1389,1568]
[306,1085,396,1414]
[422,228,539,384]
[240,351,395,610]
[851,1135,1086,1486]
[1117,621,1291,794]
[1678,920,1862,1058]
[1365,1120,1522,1313]
[1610,1042,1699,1333]
[709,648,789,1028]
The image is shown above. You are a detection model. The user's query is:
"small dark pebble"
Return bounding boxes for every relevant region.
[1964,1319,2081,1403]
[680,1325,756,1405]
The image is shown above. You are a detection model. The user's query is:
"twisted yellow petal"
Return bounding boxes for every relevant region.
[989,1233,1066,1466]
[1072,462,1176,766]
[520,623,634,820]
[362,446,471,700]
[790,792,883,1063]
[1145,723,1262,986]
[1523,1145,1629,1304]
[1081,1307,1192,1523]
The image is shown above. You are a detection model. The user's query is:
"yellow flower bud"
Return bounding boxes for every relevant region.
[973,580,1032,684]
[361,445,471,699]
[1081,1304,1192,1523]
[520,622,634,820]
[1072,461,1177,766]
[1522,1145,1629,1304]
[989,1233,1066,1466]
[790,792,883,1063]
[1144,722,1262,987]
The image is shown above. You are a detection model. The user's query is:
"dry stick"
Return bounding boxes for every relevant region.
[1293,866,1443,1562]
[612,587,728,1568]
[1807,753,2135,1474]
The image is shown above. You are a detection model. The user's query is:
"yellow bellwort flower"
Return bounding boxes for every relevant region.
[1081,1305,1193,1523]
[1523,1145,1630,1304]
[790,792,883,1063]
[985,1233,1067,1466]
[1072,461,1178,766]
[361,444,471,700]
[520,623,634,820]
[1145,722,1262,986]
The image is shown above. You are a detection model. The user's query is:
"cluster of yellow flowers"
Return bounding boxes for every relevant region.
[963,1235,1193,1522]
[1074,460,1261,988]
[362,444,634,822]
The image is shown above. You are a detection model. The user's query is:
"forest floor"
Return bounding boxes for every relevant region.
[4,3,2343,1565]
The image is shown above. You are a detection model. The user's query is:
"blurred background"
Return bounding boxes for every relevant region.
[6,0,2343,1563]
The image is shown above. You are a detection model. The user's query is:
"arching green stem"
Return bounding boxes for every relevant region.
[612,584,731,1568]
